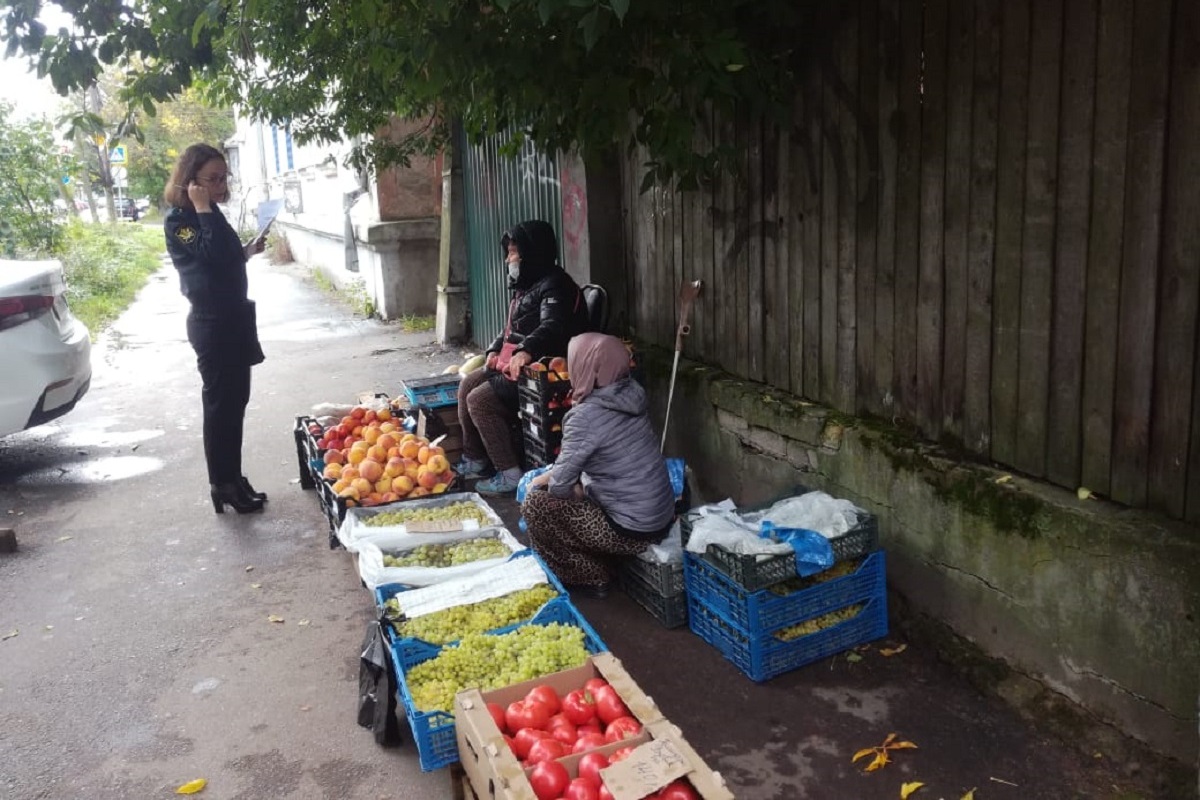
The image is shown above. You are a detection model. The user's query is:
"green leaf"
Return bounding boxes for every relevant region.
[579,7,599,50]
[609,0,629,21]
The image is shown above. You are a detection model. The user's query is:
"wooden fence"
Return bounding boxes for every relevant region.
[619,0,1200,522]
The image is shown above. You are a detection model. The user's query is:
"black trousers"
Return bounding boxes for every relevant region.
[196,354,252,485]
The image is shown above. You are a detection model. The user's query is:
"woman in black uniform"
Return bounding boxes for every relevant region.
[163,144,267,514]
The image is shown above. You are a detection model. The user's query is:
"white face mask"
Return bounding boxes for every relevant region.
[507,260,521,281]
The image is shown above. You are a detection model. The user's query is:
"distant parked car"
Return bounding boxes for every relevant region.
[134,197,151,214]
[115,197,140,221]
[0,259,92,437]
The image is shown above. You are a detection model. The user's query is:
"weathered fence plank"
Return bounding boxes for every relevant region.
[747,118,765,382]
[1046,0,1097,490]
[764,121,790,387]
[836,9,859,414]
[803,60,824,401]
[1080,0,1132,497]
[1155,0,1200,520]
[1014,0,1063,477]
[821,49,840,406]
[893,0,923,412]
[874,0,900,414]
[856,0,880,416]
[989,0,1030,468]
[1110,0,1171,508]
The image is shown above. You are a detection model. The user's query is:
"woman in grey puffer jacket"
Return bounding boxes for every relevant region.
[523,333,676,595]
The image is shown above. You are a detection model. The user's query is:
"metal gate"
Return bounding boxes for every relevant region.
[460,130,563,348]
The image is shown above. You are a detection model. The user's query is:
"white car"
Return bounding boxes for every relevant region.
[0,260,92,437]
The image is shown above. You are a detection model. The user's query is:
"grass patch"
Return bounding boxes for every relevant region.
[57,221,164,340]
[400,314,435,333]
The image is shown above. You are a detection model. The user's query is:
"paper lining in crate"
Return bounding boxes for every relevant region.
[355,527,526,590]
[686,551,889,682]
[337,491,505,550]
[375,551,574,667]
[395,604,609,771]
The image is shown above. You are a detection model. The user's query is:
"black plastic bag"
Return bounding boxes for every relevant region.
[358,620,403,747]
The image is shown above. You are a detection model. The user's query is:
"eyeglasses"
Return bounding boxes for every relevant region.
[195,174,229,186]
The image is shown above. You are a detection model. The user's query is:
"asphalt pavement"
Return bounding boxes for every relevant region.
[0,254,1180,799]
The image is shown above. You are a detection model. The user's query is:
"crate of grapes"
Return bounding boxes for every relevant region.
[338,492,504,550]
[394,611,608,771]
[315,474,468,548]
[355,527,526,591]
[684,550,888,681]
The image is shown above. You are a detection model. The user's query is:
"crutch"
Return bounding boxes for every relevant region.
[661,279,704,452]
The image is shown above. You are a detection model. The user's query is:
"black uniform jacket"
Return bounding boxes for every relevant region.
[164,205,264,367]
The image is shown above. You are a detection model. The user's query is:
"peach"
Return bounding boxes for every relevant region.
[323,449,345,465]
[400,433,417,444]
[381,491,399,503]
[363,409,377,424]
[331,478,349,494]
[432,482,448,494]
[368,444,388,463]
[360,496,379,507]
[341,415,356,429]
[377,433,397,452]
[363,427,381,445]
[377,407,393,422]
[391,475,415,495]
[387,446,402,459]
[338,485,360,501]
[379,422,397,435]
[351,477,373,496]
[358,460,383,483]
[384,457,405,479]
[417,446,432,464]
[352,425,364,437]
[399,440,420,460]
[417,466,438,489]
[346,448,367,465]
[548,356,567,374]
[350,407,366,420]
[340,466,360,482]
[375,477,393,495]
[323,463,343,481]
[440,469,454,484]
[408,487,430,498]
[427,454,449,474]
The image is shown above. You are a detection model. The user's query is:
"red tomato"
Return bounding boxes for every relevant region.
[528,760,570,800]
[547,718,578,746]
[525,684,562,716]
[598,784,615,800]
[563,777,600,800]
[503,734,516,757]
[513,728,551,759]
[603,715,642,743]
[592,686,630,725]
[608,745,636,763]
[658,779,700,800]
[487,702,508,734]
[583,677,609,695]
[506,698,552,732]
[576,719,603,736]
[561,688,598,725]
[526,737,568,764]
[572,732,607,753]
[577,751,610,787]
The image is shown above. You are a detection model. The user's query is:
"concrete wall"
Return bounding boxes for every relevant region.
[644,346,1200,765]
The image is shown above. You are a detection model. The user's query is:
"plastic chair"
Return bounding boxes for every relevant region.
[580,284,609,333]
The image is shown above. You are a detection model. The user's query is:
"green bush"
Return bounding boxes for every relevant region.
[56,221,164,339]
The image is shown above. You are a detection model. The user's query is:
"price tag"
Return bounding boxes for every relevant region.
[404,519,465,533]
[599,739,692,800]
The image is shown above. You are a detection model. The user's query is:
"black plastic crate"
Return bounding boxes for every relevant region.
[293,415,323,489]
[621,555,685,596]
[705,545,796,592]
[518,395,568,426]
[522,431,561,465]
[316,474,465,549]
[518,366,572,404]
[620,565,688,629]
[520,417,563,450]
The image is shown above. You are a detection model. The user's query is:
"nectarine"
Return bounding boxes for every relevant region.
[391,475,415,495]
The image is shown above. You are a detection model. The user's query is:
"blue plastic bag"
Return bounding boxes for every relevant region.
[665,457,686,499]
[761,520,834,577]
[515,466,552,534]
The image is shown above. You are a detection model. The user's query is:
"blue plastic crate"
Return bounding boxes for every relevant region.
[688,592,888,682]
[401,374,461,409]
[393,608,608,771]
[684,549,886,635]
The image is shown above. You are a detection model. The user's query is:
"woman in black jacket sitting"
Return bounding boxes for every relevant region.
[458,220,588,495]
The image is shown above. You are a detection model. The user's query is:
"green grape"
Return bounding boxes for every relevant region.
[406,623,590,714]
[767,558,863,597]
[389,585,558,644]
[364,502,492,528]
[772,603,864,642]
[382,537,511,569]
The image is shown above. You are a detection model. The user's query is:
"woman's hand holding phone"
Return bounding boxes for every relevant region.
[187,181,211,212]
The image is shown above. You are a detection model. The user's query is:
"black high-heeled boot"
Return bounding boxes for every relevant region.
[239,476,267,502]
[210,483,265,514]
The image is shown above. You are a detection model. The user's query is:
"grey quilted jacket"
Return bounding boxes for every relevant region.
[547,378,675,536]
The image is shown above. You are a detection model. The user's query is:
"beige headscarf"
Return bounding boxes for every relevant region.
[567,333,631,402]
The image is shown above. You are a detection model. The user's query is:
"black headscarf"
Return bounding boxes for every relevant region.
[501,220,559,291]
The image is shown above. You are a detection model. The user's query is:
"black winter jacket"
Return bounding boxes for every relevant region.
[487,220,588,361]
[164,205,264,366]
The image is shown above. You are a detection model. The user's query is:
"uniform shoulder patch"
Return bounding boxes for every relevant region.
[175,226,197,244]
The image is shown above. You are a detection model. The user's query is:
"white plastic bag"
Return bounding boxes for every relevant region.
[388,555,551,618]
[743,491,863,539]
[684,507,791,558]
[338,492,505,550]
[356,528,525,590]
[642,519,684,565]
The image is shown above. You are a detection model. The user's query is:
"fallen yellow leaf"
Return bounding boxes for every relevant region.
[961,790,976,800]
[176,778,207,794]
[267,615,284,623]
[994,475,1012,484]
[852,748,877,763]
[1077,487,1094,500]
[881,732,898,747]
[900,782,925,799]
[865,751,890,772]
[891,740,919,750]
[880,644,908,657]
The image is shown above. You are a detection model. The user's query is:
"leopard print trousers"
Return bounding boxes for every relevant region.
[523,488,650,587]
